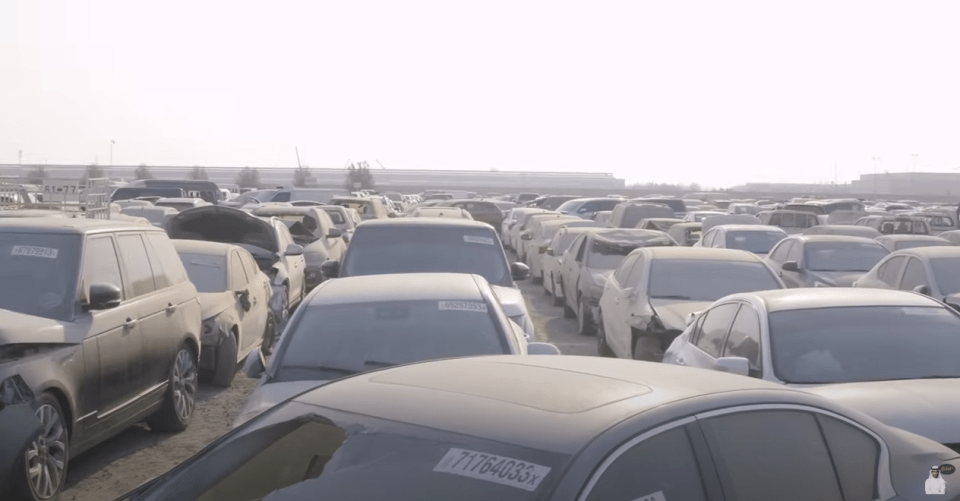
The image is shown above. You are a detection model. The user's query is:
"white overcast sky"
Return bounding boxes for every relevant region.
[3,0,960,188]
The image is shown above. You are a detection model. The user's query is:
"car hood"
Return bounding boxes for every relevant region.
[167,205,278,254]
[649,299,715,331]
[0,310,67,345]
[233,380,328,429]
[491,285,527,318]
[802,379,960,444]
[806,271,864,287]
[197,292,234,320]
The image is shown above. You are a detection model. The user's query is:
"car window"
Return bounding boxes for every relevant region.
[694,303,739,358]
[701,229,715,247]
[723,304,762,375]
[240,251,260,281]
[272,191,291,202]
[83,236,124,301]
[876,256,906,285]
[785,240,803,263]
[574,236,588,262]
[688,312,707,344]
[804,242,888,272]
[699,410,843,501]
[817,414,880,500]
[231,252,249,288]
[585,426,707,501]
[117,233,157,298]
[898,258,928,291]
[612,254,638,286]
[145,233,190,285]
[624,255,646,288]
[768,240,793,262]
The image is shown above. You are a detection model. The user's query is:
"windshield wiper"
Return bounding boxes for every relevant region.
[278,364,356,376]
[651,295,691,300]
[364,360,398,368]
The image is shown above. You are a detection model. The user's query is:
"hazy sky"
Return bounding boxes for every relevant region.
[3,1,960,188]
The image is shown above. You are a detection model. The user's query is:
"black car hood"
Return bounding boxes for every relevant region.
[167,206,278,253]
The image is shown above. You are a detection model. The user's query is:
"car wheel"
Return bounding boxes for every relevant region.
[578,299,596,337]
[211,331,238,387]
[147,345,198,432]
[633,335,663,362]
[596,315,615,358]
[13,392,69,501]
[260,311,277,356]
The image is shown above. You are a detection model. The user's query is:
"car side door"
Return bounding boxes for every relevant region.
[567,235,592,311]
[274,222,305,304]
[780,240,804,288]
[228,250,256,352]
[608,254,647,358]
[866,255,907,289]
[898,257,933,294]
[560,234,587,301]
[239,249,271,344]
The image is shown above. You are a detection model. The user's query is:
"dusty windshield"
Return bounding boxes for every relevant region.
[178,253,228,293]
[648,260,782,301]
[0,233,81,321]
[804,242,888,272]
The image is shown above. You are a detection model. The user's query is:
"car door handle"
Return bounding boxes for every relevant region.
[124,318,138,329]
[166,303,177,313]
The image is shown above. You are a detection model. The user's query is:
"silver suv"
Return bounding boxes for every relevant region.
[0,218,201,501]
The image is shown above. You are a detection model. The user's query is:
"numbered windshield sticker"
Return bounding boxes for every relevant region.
[464,235,495,245]
[434,448,551,491]
[631,491,667,501]
[11,246,59,259]
[439,301,488,313]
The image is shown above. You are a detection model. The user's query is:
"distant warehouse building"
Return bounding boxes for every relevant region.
[0,164,626,193]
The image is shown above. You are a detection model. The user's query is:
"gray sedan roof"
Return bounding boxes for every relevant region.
[730,288,939,313]
[640,246,761,261]
[292,355,822,454]
[308,273,489,305]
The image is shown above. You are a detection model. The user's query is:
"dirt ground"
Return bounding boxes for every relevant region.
[61,251,594,500]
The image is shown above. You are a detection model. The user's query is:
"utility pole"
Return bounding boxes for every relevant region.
[871,157,881,196]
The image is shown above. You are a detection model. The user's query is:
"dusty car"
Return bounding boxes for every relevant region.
[524,219,599,284]
[555,197,623,220]
[541,226,601,305]
[0,218,202,500]
[251,206,347,289]
[608,202,675,228]
[410,206,473,220]
[853,247,960,305]
[153,197,211,212]
[516,213,580,263]
[758,209,820,234]
[120,206,179,229]
[682,210,726,223]
[317,205,360,243]
[174,240,275,386]
[802,224,882,238]
[167,206,307,326]
[598,247,784,361]
[698,214,762,236]
[505,208,555,253]
[328,196,390,220]
[635,217,685,232]
[699,224,787,255]
[233,273,559,427]
[320,219,537,339]
[666,221,702,246]
[435,199,505,229]
[663,288,960,452]
[266,189,351,204]
[874,234,952,253]
[764,235,889,288]
[115,355,960,501]
[855,215,930,235]
[559,229,677,337]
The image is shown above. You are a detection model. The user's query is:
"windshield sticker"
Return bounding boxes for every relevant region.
[464,235,495,245]
[11,246,59,259]
[630,492,667,501]
[439,301,488,313]
[434,448,551,491]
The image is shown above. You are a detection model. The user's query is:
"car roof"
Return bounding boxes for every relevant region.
[789,235,881,244]
[0,217,158,234]
[875,234,948,242]
[713,224,785,232]
[172,239,240,256]
[640,246,760,261]
[309,273,488,305]
[293,355,813,454]
[888,246,960,258]
[357,218,493,229]
[732,287,939,312]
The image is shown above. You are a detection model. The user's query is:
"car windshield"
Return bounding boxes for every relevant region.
[178,253,228,293]
[586,239,669,269]
[769,306,960,384]
[272,300,507,383]
[930,258,960,295]
[0,233,81,321]
[648,260,782,301]
[804,242,888,271]
[725,231,786,254]
[320,208,347,225]
[342,227,512,286]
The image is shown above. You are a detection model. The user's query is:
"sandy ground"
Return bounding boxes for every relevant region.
[61,252,594,500]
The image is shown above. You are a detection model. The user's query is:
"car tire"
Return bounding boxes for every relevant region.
[633,335,663,362]
[578,299,596,337]
[147,345,198,432]
[260,311,277,356]
[211,332,238,388]
[596,315,615,358]
[13,392,69,501]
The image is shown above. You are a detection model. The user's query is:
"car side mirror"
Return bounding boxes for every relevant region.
[326,228,343,238]
[782,261,800,272]
[527,342,561,355]
[285,244,304,256]
[545,248,555,256]
[321,260,340,279]
[86,283,122,310]
[914,284,931,296]
[714,357,750,377]
[686,311,701,326]
[520,233,532,241]
[243,349,267,378]
[511,262,531,281]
